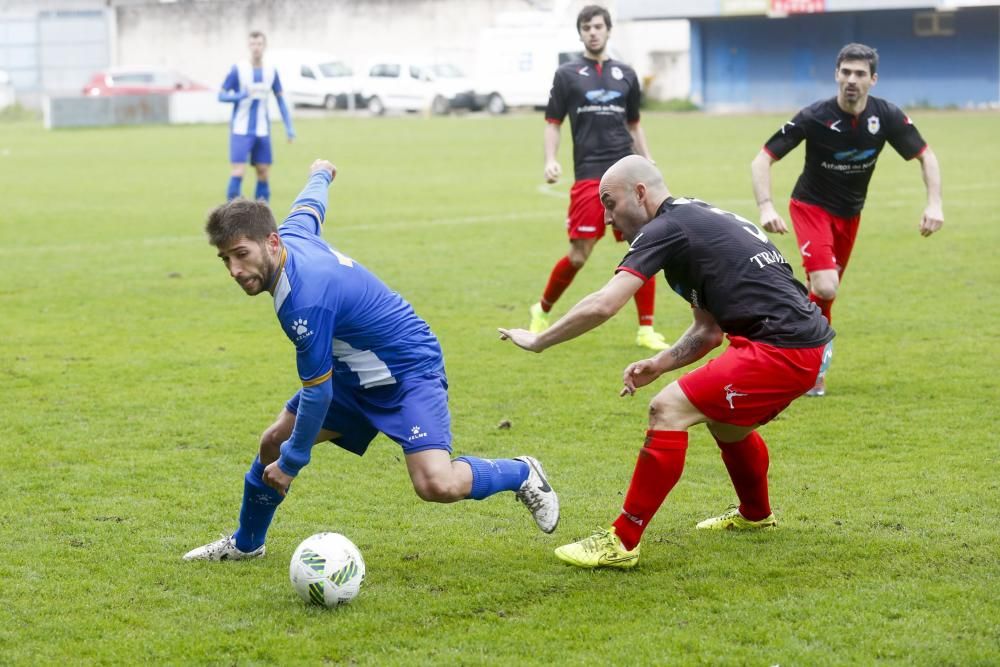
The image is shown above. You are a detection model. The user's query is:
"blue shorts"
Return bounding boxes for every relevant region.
[229,133,273,165]
[285,373,452,457]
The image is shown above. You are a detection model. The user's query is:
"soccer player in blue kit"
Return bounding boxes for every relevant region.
[184,159,559,561]
[219,31,295,203]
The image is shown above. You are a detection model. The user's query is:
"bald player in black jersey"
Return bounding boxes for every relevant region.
[500,155,834,569]
[528,4,669,352]
[752,43,944,396]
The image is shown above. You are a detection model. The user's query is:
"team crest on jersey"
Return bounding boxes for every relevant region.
[611,66,623,80]
[867,115,880,134]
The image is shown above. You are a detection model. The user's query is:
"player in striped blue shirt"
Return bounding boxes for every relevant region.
[219,31,295,203]
[184,159,559,561]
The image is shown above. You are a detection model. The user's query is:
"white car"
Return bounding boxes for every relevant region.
[359,58,437,115]
[269,49,360,110]
[427,63,486,113]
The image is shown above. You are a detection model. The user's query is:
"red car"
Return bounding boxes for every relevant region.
[82,67,208,96]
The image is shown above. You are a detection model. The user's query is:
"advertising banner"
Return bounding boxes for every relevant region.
[770,0,826,13]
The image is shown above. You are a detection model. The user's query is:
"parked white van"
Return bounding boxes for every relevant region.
[359,58,436,115]
[269,49,359,110]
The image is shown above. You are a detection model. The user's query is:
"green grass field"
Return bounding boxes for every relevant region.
[1,110,998,665]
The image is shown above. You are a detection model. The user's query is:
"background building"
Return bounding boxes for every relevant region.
[0,0,686,110]
[619,0,1000,111]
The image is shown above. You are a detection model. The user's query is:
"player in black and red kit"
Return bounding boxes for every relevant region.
[528,5,669,352]
[501,156,834,569]
[752,43,944,396]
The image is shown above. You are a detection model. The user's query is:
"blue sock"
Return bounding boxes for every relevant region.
[227,176,242,201]
[233,457,285,552]
[456,456,529,500]
[255,180,270,202]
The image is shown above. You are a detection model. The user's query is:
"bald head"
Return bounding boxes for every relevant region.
[602,155,666,193]
[598,155,671,242]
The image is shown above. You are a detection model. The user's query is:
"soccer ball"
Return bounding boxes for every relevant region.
[289,532,365,607]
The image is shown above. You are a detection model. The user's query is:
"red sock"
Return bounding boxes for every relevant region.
[540,256,580,311]
[632,276,656,326]
[612,430,688,550]
[715,431,771,521]
[809,293,833,323]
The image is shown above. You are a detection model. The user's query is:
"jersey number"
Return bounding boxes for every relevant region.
[676,198,769,244]
[709,206,768,243]
[327,245,354,267]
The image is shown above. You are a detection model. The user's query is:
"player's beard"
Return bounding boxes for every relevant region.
[239,255,276,296]
[584,38,607,59]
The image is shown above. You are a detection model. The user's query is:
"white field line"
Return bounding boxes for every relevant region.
[3,210,550,255]
[7,181,993,255]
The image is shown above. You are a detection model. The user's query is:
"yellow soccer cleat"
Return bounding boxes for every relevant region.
[554,526,640,569]
[696,505,777,531]
[529,303,550,334]
[635,325,670,351]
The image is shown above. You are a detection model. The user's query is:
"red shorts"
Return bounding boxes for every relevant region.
[567,179,624,242]
[678,336,828,426]
[789,198,861,276]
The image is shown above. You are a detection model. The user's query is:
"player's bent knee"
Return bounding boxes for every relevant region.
[647,394,678,427]
[259,417,293,464]
[258,429,283,465]
[648,384,703,431]
[412,474,463,503]
[812,282,838,301]
[808,271,839,301]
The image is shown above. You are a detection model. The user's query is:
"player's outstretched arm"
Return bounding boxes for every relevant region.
[916,147,943,237]
[286,160,337,232]
[500,271,643,352]
[621,308,723,396]
[751,149,787,234]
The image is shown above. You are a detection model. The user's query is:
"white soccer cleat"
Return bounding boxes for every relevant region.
[514,456,559,533]
[183,534,266,561]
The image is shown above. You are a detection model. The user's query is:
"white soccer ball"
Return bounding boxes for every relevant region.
[289,532,365,607]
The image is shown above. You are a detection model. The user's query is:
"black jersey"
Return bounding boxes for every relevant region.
[545,56,641,181]
[617,198,834,348]
[763,96,927,218]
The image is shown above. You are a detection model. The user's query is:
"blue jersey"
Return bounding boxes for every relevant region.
[272,215,444,389]
[221,62,284,137]
[271,171,443,475]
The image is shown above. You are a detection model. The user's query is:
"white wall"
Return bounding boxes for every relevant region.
[114,0,534,88]
[0,0,692,105]
[613,18,690,100]
[114,0,690,99]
